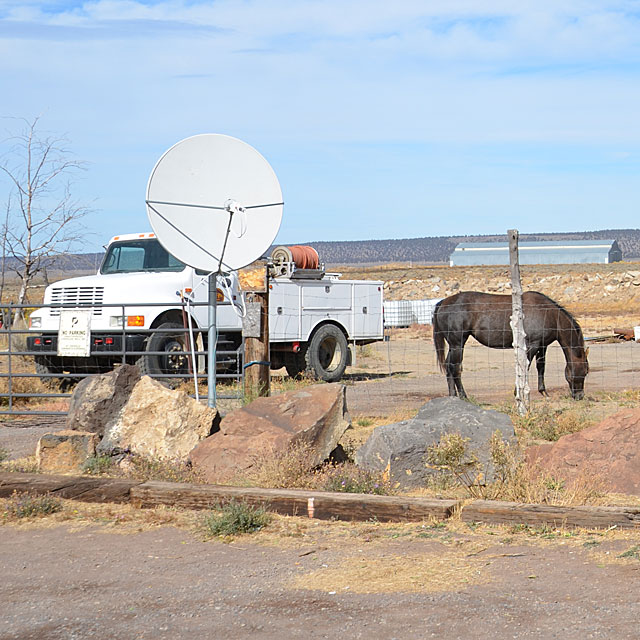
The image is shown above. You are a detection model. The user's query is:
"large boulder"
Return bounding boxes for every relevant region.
[190,383,350,483]
[355,396,516,488]
[97,376,219,460]
[66,364,141,436]
[528,408,640,496]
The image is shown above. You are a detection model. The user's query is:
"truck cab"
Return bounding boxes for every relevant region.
[28,232,242,379]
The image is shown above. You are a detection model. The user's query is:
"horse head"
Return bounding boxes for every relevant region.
[565,345,589,400]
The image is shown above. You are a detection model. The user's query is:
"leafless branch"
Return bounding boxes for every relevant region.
[0,116,90,305]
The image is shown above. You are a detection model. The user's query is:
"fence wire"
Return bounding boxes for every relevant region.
[0,297,637,418]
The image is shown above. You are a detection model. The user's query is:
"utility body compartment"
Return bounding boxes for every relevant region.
[269,275,383,344]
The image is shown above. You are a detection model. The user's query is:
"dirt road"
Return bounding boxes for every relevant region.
[2,521,640,639]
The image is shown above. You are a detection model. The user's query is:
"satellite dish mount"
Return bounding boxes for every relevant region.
[146,134,283,407]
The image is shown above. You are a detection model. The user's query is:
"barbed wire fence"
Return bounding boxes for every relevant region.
[0,296,638,418]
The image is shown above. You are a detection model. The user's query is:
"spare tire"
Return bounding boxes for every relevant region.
[304,324,348,382]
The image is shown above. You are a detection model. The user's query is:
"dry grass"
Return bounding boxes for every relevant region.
[292,548,490,594]
[0,497,197,533]
[234,440,392,495]
[235,441,321,490]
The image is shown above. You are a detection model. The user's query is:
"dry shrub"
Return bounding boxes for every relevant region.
[2,491,63,520]
[510,404,595,443]
[1,456,39,473]
[426,430,605,506]
[81,452,204,484]
[118,454,204,484]
[494,461,605,506]
[239,441,320,489]
[237,440,392,495]
[317,464,392,495]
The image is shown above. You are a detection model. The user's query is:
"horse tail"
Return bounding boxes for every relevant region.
[433,301,447,373]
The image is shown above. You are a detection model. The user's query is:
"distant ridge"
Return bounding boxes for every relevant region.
[306,229,640,265]
[17,229,640,273]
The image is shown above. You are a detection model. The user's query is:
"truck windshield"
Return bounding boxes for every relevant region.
[101,239,186,274]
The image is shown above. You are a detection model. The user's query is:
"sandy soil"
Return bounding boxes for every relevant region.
[2,519,640,639]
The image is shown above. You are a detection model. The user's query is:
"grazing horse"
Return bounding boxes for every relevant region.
[433,291,589,400]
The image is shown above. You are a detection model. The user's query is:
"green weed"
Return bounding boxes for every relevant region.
[200,500,272,537]
[83,455,114,476]
[3,491,63,519]
[618,545,640,560]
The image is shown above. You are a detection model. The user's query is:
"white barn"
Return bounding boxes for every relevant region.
[450,240,622,266]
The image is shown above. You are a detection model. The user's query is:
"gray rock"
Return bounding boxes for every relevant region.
[66,364,141,436]
[355,396,516,488]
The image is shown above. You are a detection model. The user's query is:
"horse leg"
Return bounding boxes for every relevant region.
[445,344,467,399]
[534,347,548,396]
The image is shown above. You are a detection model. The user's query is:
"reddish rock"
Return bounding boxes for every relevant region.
[527,408,640,496]
[190,383,350,483]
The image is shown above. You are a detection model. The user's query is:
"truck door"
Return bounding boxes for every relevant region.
[353,283,384,339]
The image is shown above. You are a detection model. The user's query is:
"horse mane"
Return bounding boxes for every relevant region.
[531,291,584,343]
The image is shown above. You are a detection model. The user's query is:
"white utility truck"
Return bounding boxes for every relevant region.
[27,233,384,383]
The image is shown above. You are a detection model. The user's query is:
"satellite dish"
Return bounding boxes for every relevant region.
[146,134,283,272]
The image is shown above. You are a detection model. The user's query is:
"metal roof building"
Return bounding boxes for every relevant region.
[450,240,622,266]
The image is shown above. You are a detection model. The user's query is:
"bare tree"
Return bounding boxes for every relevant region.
[0,116,90,308]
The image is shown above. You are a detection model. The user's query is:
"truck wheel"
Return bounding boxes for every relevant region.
[304,325,348,382]
[137,322,191,385]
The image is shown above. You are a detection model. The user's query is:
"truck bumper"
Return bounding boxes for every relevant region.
[27,332,147,355]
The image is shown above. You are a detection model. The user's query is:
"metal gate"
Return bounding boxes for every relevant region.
[0,301,244,416]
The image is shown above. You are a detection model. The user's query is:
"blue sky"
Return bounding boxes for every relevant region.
[1,1,639,252]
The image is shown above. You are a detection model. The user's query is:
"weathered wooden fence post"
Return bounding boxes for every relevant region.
[241,263,270,399]
[508,229,530,415]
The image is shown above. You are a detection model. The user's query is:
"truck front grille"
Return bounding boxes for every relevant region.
[50,287,105,316]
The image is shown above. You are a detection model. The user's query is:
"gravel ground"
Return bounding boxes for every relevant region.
[1,524,640,639]
[0,417,66,460]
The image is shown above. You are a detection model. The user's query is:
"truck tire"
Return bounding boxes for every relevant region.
[304,324,348,382]
[136,322,191,385]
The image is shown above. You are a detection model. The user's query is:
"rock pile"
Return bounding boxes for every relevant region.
[382,265,640,311]
[37,368,349,480]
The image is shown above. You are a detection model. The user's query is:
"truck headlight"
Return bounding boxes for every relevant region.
[29,316,42,329]
[109,316,124,327]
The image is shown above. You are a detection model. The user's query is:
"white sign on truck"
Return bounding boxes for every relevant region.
[57,310,91,357]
